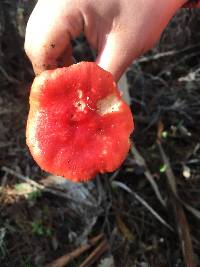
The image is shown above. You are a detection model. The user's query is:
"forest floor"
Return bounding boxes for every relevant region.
[0,2,200,267]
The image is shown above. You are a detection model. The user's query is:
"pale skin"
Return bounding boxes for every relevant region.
[25,0,188,81]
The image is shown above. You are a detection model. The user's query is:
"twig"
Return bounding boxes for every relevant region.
[174,198,197,267]
[158,51,200,77]
[0,172,8,203]
[156,143,177,195]
[0,65,20,84]
[2,166,45,187]
[131,145,166,207]
[2,166,92,206]
[179,67,200,82]
[2,166,71,199]
[157,141,196,267]
[0,172,8,188]
[45,234,104,267]
[112,181,174,232]
[80,238,109,267]
[157,144,200,219]
[135,43,200,63]
[115,214,135,242]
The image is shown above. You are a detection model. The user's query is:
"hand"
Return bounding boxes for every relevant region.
[25,0,186,81]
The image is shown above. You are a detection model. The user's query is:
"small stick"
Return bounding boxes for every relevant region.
[0,66,20,84]
[131,145,166,207]
[157,141,196,267]
[135,43,200,63]
[112,181,174,232]
[2,166,71,200]
[2,166,93,207]
[80,238,109,267]
[174,198,197,267]
[45,234,104,267]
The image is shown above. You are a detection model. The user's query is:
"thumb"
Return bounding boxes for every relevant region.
[95,31,140,82]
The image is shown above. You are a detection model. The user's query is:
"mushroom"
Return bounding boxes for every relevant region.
[26,62,134,182]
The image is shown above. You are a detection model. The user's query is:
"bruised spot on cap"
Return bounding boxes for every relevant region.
[74,100,86,112]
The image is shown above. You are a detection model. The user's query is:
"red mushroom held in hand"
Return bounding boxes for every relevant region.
[26,62,134,182]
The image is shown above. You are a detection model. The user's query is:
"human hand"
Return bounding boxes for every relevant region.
[25,0,186,81]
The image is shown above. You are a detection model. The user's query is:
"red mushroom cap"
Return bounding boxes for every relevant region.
[26,62,134,182]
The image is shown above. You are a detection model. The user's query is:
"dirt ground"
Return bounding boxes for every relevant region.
[0,1,200,267]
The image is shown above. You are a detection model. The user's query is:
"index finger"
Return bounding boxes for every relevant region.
[24,0,83,74]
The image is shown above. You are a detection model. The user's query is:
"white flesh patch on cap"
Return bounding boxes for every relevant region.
[77,89,83,99]
[27,110,41,156]
[97,95,122,116]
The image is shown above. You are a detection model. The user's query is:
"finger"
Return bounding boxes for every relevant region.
[96,0,186,81]
[24,0,83,74]
[96,31,140,82]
